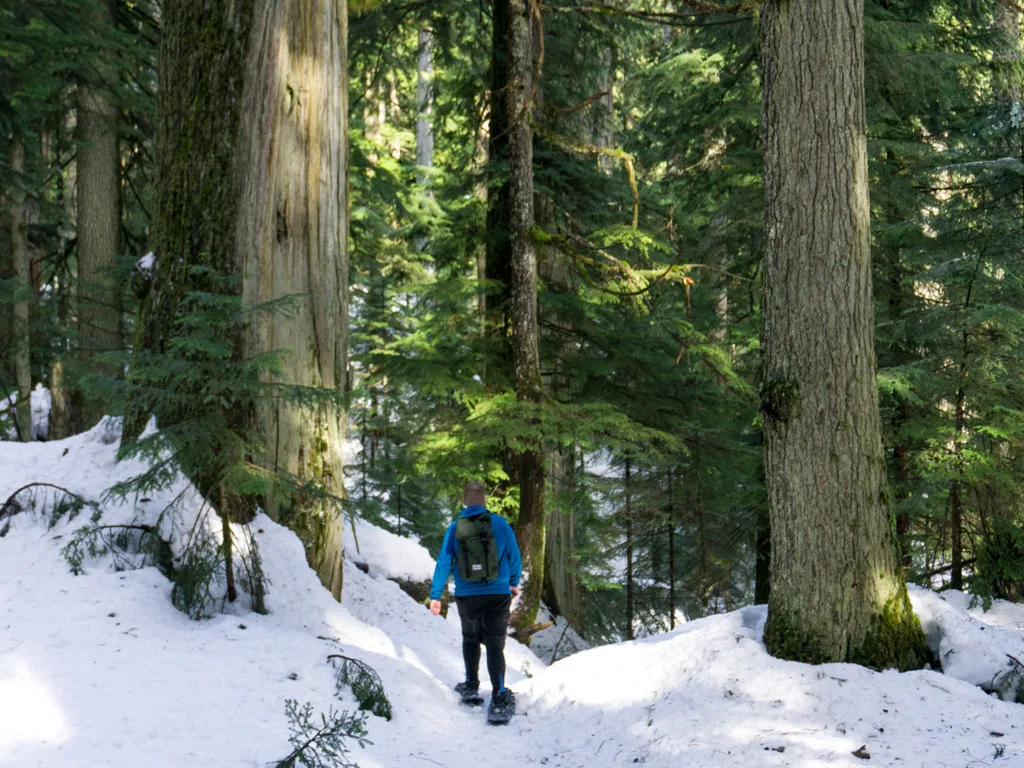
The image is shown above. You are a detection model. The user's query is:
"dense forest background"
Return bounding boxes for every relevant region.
[3,0,1024,654]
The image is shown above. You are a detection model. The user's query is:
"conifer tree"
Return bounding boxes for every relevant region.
[759,0,926,668]
[130,0,350,599]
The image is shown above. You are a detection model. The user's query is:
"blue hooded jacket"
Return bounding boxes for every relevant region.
[429,506,522,600]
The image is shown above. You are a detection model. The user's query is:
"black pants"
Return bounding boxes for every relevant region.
[456,593,511,692]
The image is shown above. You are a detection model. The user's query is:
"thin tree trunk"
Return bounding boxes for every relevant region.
[9,137,32,441]
[415,29,434,180]
[415,28,434,253]
[667,468,676,629]
[49,112,77,440]
[75,0,122,431]
[388,76,401,160]
[759,0,925,669]
[221,486,237,603]
[136,0,350,600]
[625,457,634,640]
[949,340,968,591]
[485,0,513,352]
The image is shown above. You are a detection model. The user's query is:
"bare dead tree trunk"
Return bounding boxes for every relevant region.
[759,0,925,669]
[415,28,434,253]
[415,29,434,181]
[9,137,32,441]
[136,0,350,600]
[75,0,122,432]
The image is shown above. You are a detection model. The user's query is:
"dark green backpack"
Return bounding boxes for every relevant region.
[455,513,499,582]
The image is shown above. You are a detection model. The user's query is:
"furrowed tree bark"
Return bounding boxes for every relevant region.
[75,0,122,432]
[759,0,926,669]
[506,0,546,640]
[9,137,32,441]
[133,0,349,600]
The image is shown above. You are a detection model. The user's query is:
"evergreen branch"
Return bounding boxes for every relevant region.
[554,90,610,115]
[536,127,639,227]
[543,1,753,27]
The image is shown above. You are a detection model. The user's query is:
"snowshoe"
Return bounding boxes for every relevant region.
[455,680,484,706]
[487,689,515,725]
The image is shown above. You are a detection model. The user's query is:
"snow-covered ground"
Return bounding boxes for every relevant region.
[3,423,1024,767]
[2,383,51,441]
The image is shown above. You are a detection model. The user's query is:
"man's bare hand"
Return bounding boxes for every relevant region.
[429,599,442,616]
[510,585,521,599]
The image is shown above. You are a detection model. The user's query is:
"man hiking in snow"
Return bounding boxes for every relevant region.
[429,480,522,724]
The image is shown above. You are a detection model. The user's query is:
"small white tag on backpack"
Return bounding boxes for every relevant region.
[472,564,483,571]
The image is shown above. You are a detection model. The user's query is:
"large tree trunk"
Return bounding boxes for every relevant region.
[505,0,546,639]
[759,0,926,669]
[75,0,122,432]
[136,0,349,600]
[9,137,32,441]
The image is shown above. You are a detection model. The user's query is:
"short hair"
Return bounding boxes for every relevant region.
[462,480,487,507]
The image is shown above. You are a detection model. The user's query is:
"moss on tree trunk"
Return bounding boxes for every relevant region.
[759,0,927,670]
[132,0,349,600]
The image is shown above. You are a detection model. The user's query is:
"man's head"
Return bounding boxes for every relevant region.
[462,480,487,508]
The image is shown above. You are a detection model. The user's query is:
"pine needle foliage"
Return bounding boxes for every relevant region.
[329,655,392,721]
[79,267,343,617]
[274,700,370,768]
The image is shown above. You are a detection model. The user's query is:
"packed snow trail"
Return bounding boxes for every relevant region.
[3,422,1024,767]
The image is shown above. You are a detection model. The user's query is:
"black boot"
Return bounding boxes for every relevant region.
[487,688,515,725]
[455,680,483,705]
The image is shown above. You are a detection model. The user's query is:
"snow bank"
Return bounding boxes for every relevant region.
[342,516,436,583]
[531,603,591,664]
[2,384,51,441]
[520,606,1024,766]
[910,585,1024,699]
[0,424,542,768]
[4,426,1024,767]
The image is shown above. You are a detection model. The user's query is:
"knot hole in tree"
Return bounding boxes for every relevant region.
[759,379,801,423]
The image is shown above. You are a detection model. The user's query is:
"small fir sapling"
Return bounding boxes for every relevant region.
[273,699,370,768]
[79,267,340,619]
